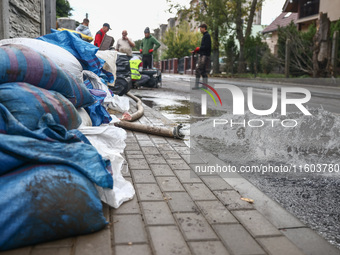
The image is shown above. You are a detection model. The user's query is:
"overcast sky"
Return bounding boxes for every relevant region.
[68,0,283,42]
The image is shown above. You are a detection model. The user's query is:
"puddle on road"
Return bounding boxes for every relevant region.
[140,95,225,124]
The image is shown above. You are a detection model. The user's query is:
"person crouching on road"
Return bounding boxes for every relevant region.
[192,23,211,89]
[140,27,161,69]
[94,23,111,47]
[130,56,150,88]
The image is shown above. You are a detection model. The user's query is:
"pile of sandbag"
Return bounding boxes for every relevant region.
[0,33,134,251]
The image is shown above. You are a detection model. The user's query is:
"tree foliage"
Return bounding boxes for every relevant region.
[132,39,142,51]
[162,21,201,59]
[56,0,73,18]
[277,22,316,76]
[168,0,231,73]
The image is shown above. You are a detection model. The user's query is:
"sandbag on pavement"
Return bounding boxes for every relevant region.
[0,82,82,130]
[0,44,94,108]
[0,104,113,188]
[0,38,84,84]
[0,164,107,251]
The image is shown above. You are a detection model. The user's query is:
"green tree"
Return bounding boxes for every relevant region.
[168,0,231,74]
[244,34,269,75]
[56,0,73,18]
[132,39,142,51]
[277,22,315,76]
[224,36,238,74]
[231,0,264,73]
[162,21,201,59]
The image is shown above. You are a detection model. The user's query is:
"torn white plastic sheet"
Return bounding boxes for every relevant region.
[96,50,117,87]
[82,70,130,112]
[77,107,92,127]
[78,125,135,208]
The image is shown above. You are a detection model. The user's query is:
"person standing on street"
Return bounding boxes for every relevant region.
[140,27,161,69]
[116,30,135,58]
[192,23,211,89]
[94,23,111,47]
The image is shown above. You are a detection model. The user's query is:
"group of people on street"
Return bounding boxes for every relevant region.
[75,18,211,89]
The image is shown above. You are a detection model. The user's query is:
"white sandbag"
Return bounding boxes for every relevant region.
[78,125,135,208]
[0,38,83,84]
[96,50,117,86]
[83,70,130,112]
[77,108,92,127]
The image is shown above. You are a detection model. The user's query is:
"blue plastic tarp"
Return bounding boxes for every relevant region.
[0,103,113,188]
[38,30,114,83]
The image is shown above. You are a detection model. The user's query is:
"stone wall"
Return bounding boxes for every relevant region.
[9,0,42,38]
[0,0,56,39]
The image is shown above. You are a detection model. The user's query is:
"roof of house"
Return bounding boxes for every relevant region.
[262,12,298,34]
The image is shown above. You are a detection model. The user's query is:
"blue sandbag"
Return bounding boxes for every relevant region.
[0,82,82,130]
[0,164,108,251]
[0,103,113,188]
[0,44,74,98]
[85,89,112,126]
[0,44,95,108]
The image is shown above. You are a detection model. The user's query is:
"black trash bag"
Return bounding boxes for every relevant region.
[110,54,131,96]
[116,54,131,76]
[110,75,132,96]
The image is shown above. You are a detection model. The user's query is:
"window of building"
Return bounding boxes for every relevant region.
[299,0,320,19]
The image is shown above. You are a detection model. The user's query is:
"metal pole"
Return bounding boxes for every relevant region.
[285,39,291,78]
[331,31,339,77]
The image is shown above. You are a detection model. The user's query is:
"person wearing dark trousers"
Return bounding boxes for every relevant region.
[192,23,211,89]
[140,27,161,69]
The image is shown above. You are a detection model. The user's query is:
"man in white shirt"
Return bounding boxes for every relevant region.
[116,30,135,58]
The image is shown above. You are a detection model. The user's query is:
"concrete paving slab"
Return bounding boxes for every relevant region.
[149,164,175,176]
[175,213,218,241]
[148,226,191,255]
[131,169,157,183]
[232,210,282,237]
[184,183,218,201]
[213,224,266,255]
[188,241,231,255]
[135,183,164,201]
[156,176,186,192]
[113,214,148,244]
[214,190,254,210]
[281,228,340,255]
[257,236,305,255]
[141,201,176,225]
[115,244,152,255]
[165,192,200,213]
[196,201,239,224]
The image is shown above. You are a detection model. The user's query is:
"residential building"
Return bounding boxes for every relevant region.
[262,12,298,55]
[283,0,340,31]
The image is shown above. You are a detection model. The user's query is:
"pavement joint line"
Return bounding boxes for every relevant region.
[278,226,310,230]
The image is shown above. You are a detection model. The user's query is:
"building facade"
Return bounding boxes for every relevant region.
[0,0,56,40]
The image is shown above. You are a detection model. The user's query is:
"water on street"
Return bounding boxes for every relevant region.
[131,74,340,249]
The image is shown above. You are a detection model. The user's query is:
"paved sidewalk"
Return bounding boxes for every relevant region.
[2,99,339,255]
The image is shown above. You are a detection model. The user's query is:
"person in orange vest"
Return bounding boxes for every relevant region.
[94,23,111,47]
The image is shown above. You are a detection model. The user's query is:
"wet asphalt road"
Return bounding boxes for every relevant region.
[131,74,340,250]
